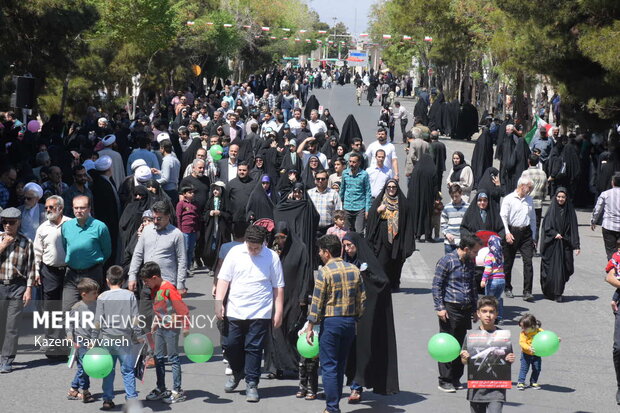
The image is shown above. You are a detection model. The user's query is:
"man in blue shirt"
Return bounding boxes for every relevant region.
[431,235,481,393]
[61,195,111,312]
[126,135,160,175]
[339,154,371,233]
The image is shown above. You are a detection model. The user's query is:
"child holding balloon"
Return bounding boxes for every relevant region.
[517,314,543,390]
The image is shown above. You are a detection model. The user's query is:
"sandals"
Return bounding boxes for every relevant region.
[348,389,362,404]
[305,391,317,400]
[82,390,95,404]
[102,400,115,411]
[296,389,307,398]
[67,388,81,400]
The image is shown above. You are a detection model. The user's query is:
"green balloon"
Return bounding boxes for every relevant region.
[210,145,223,161]
[428,333,461,363]
[83,347,114,378]
[531,330,560,357]
[297,333,319,359]
[184,333,214,363]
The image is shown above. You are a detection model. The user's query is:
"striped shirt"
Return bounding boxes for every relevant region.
[432,251,478,311]
[0,232,36,286]
[440,201,469,245]
[520,167,547,209]
[307,258,366,323]
[307,187,342,227]
[482,253,505,280]
[592,187,620,232]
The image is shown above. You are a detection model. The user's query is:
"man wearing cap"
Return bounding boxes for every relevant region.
[0,207,36,373]
[62,165,93,218]
[126,134,160,175]
[90,155,121,265]
[98,134,126,190]
[61,195,111,309]
[33,195,70,358]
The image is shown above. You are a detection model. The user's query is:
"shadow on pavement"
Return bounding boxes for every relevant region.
[255,385,299,399]
[199,390,233,404]
[398,288,431,295]
[541,384,576,393]
[348,390,427,412]
[562,295,598,302]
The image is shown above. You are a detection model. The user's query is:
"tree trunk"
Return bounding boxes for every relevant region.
[59,73,70,118]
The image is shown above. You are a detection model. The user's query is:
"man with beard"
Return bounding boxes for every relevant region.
[308,110,328,137]
[89,156,121,266]
[205,110,225,137]
[62,166,93,218]
[226,163,255,224]
[180,159,210,213]
[365,128,399,180]
[217,144,240,185]
[99,134,126,190]
[33,195,70,359]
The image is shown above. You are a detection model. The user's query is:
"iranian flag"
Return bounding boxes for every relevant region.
[524,115,552,145]
[261,26,270,32]
[382,34,392,39]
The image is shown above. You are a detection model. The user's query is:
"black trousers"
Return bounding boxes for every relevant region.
[40,264,66,343]
[613,309,620,389]
[400,119,409,143]
[62,264,104,312]
[503,226,534,295]
[534,208,542,245]
[603,228,620,260]
[0,281,26,361]
[438,302,472,385]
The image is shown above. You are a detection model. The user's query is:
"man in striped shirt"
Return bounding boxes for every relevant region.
[592,173,620,259]
[441,184,469,254]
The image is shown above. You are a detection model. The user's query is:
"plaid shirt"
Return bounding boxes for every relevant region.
[432,251,478,311]
[0,232,36,286]
[307,258,366,323]
[307,187,342,227]
[520,167,547,209]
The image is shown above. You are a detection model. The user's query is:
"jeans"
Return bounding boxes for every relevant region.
[0,282,26,361]
[226,318,270,384]
[283,109,292,123]
[470,401,503,413]
[438,303,472,386]
[518,352,541,384]
[154,328,182,392]
[71,345,91,390]
[345,209,366,234]
[444,243,458,254]
[320,316,356,413]
[183,232,197,270]
[400,118,409,142]
[102,344,138,401]
[603,228,620,260]
[503,226,534,294]
[485,278,505,320]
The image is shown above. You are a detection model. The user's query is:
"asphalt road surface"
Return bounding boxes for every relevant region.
[5,85,615,413]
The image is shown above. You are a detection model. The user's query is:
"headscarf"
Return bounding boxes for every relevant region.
[301,155,325,189]
[487,234,503,267]
[379,179,399,243]
[449,151,468,182]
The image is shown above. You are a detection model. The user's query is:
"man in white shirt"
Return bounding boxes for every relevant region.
[297,136,328,169]
[33,195,70,356]
[287,108,303,135]
[260,113,277,138]
[500,176,536,302]
[393,101,409,143]
[365,128,399,180]
[366,150,394,199]
[215,225,284,403]
[308,109,328,137]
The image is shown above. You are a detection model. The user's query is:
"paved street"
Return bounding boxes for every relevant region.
[5,84,616,413]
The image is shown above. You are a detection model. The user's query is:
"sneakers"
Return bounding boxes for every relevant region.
[225,366,233,375]
[530,383,541,390]
[517,383,526,390]
[163,390,186,404]
[523,293,535,303]
[0,362,11,374]
[437,382,456,393]
[146,388,171,401]
[246,382,259,402]
[504,289,514,298]
[225,375,243,393]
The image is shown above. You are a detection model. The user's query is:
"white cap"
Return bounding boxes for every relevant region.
[134,165,152,183]
[98,117,108,124]
[130,158,147,172]
[157,132,170,143]
[24,182,43,199]
[94,155,112,171]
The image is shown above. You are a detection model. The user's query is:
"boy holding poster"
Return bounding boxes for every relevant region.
[460,296,515,413]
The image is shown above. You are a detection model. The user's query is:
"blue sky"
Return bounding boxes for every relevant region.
[307,0,373,34]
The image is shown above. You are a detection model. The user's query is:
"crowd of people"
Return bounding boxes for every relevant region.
[1,64,620,412]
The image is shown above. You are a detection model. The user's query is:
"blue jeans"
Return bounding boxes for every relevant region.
[485,278,505,320]
[320,317,356,413]
[102,344,137,401]
[518,353,542,384]
[154,328,182,392]
[226,318,270,384]
[183,232,197,269]
[70,345,90,390]
[283,109,292,123]
[444,243,458,254]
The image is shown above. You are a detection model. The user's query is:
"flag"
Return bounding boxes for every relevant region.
[270,36,277,39]
[299,29,307,33]
[403,35,412,40]
[318,30,327,34]
[242,25,251,29]
[223,23,233,28]
[424,36,433,42]
[305,39,311,43]
[206,22,214,26]
[282,28,290,32]
[382,34,392,39]
[186,21,195,26]
[524,115,551,145]
[359,33,369,37]
[261,26,270,31]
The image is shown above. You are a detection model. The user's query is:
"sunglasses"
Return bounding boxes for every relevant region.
[44,205,58,210]
[387,185,397,189]
[2,220,18,226]
[315,177,327,181]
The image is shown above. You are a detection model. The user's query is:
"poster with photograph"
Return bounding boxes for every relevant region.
[466,329,512,389]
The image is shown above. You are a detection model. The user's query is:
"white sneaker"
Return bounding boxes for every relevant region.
[225,366,233,375]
